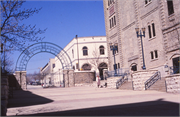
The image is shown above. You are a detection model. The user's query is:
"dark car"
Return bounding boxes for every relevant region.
[37,82,41,85]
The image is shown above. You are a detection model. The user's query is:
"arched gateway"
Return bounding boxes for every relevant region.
[15,42,72,90]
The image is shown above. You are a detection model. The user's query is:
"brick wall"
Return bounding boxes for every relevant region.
[165,74,180,93]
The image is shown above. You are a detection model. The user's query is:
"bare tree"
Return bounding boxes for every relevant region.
[87,46,106,78]
[1,0,46,73]
[0,51,13,73]
[1,0,46,51]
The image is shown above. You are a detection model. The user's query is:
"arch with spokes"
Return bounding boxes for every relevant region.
[15,42,72,71]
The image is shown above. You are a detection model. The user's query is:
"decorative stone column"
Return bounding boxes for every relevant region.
[15,71,27,90]
[63,69,74,87]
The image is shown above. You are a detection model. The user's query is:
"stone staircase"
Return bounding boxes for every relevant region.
[146,77,166,92]
[118,80,133,90]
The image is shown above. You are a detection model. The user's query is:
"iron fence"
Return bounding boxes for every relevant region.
[106,68,130,78]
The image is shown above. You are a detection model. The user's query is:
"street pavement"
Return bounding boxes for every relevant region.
[7,85,180,116]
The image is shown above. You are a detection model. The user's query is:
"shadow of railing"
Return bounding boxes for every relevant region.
[7,90,53,108]
[20,99,179,116]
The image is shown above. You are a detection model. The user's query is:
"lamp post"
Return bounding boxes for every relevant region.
[135,27,146,70]
[76,35,80,71]
[109,43,118,76]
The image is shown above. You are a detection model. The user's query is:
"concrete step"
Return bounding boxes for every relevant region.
[147,78,166,92]
[118,81,133,90]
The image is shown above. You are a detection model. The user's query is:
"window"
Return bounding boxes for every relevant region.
[152,23,156,37]
[53,64,55,68]
[172,56,180,74]
[131,65,137,71]
[109,19,112,28]
[99,46,105,55]
[151,51,154,59]
[154,50,158,58]
[148,25,152,38]
[148,23,156,39]
[145,0,151,5]
[82,64,91,71]
[109,15,116,29]
[82,46,88,56]
[108,0,114,6]
[72,49,74,58]
[151,50,158,60]
[114,16,116,25]
[167,0,174,16]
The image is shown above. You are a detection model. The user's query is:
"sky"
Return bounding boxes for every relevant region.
[12,0,106,74]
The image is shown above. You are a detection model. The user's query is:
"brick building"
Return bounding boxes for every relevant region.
[103,0,180,77]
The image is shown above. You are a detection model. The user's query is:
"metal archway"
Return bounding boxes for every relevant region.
[15,42,72,71]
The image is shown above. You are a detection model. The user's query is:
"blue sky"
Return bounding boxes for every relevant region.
[13,0,106,74]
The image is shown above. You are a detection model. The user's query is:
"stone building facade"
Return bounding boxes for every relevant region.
[103,0,180,77]
[40,58,55,85]
[41,36,108,86]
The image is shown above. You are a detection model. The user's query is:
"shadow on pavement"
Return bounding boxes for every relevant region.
[7,90,53,108]
[20,99,179,116]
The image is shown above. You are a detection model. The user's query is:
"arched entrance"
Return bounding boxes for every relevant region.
[98,62,108,80]
[15,42,72,89]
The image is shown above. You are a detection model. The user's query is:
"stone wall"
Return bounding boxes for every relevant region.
[1,76,9,116]
[15,71,27,90]
[107,77,121,89]
[74,71,95,84]
[63,69,74,87]
[165,74,180,93]
[131,70,158,91]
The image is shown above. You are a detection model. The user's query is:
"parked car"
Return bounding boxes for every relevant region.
[32,82,37,85]
[42,83,49,88]
[36,82,41,85]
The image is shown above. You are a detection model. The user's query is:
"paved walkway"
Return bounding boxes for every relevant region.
[7,85,180,116]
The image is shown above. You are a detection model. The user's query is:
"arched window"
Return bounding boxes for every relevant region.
[82,63,91,71]
[82,46,88,56]
[99,45,105,55]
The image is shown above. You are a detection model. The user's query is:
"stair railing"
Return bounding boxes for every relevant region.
[144,71,161,90]
[116,72,128,89]
[169,66,180,75]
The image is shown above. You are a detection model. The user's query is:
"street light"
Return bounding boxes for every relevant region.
[109,43,118,76]
[135,27,146,70]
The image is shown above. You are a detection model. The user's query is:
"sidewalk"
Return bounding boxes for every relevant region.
[7,86,180,116]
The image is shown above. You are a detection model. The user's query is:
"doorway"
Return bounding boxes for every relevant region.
[98,62,108,80]
[172,56,180,74]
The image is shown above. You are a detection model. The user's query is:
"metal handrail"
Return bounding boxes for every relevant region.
[144,71,161,90]
[169,66,180,75]
[116,73,128,89]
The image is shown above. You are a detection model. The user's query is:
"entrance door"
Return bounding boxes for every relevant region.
[172,56,180,74]
[98,62,108,80]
